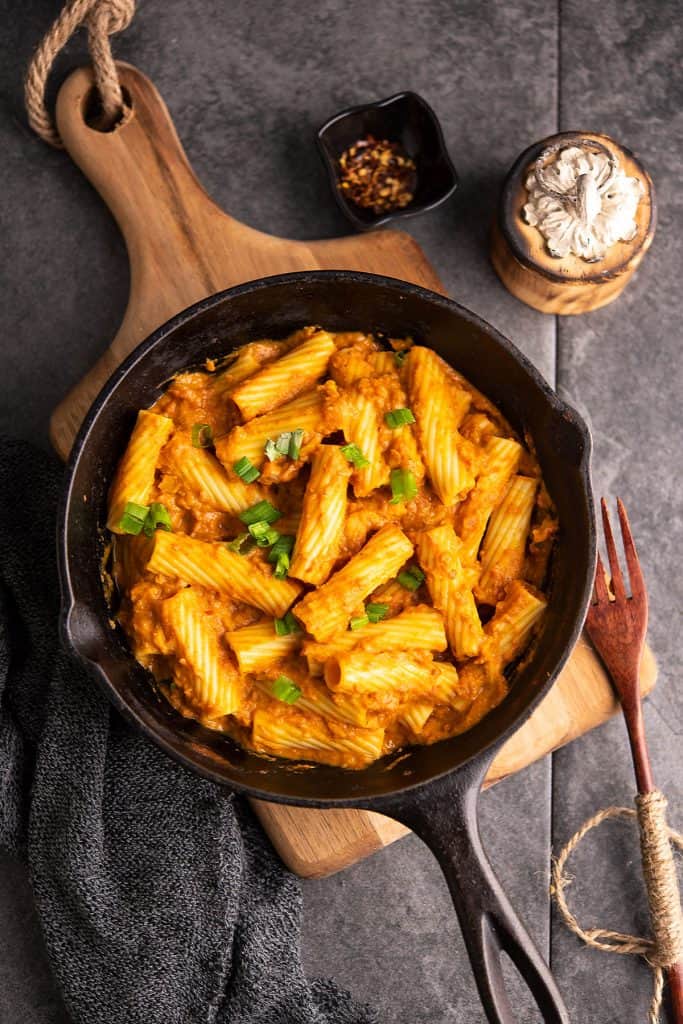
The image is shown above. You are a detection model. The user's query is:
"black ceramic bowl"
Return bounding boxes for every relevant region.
[59,272,593,1022]
[317,92,458,230]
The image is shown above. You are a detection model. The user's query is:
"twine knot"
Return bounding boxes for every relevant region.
[24,0,136,148]
[551,793,683,1023]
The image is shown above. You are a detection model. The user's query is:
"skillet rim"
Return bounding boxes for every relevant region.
[58,270,596,807]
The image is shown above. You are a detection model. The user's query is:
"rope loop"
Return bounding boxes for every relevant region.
[551,796,683,1023]
[24,0,135,148]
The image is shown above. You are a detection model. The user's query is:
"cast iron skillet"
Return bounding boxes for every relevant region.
[59,271,595,1024]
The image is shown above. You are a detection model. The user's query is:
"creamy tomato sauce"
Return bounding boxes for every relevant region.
[108,328,558,769]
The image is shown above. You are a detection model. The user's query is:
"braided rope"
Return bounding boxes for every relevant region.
[24,0,135,147]
[551,795,683,1023]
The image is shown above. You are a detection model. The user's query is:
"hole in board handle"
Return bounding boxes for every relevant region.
[82,84,134,135]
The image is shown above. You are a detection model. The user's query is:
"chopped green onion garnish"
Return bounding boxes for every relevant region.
[273,553,290,578]
[143,502,172,537]
[389,467,418,504]
[118,501,150,535]
[120,501,173,537]
[271,675,301,704]
[268,534,294,577]
[264,439,280,462]
[340,443,370,469]
[264,429,305,462]
[394,349,409,367]
[289,428,304,460]
[273,611,301,636]
[233,456,260,483]
[248,521,280,547]
[239,500,281,526]
[384,407,416,429]
[365,602,389,623]
[397,565,425,591]
[226,532,255,554]
[350,615,370,631]
[191,423,213,448]
[268,534,295,562]
[275,432,292,455]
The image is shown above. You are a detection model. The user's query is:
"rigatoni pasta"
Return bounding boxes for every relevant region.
[107,410,174,531]
[289,445,352,585]
[160,588,242,718]
[107,325,557,769]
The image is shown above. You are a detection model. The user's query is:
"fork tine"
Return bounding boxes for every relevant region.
[593,551,610,604]
[617,497,646,602]
[600,498,627,601]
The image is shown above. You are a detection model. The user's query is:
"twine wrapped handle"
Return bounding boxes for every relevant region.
[552,791,683,1023]
[24,0,135,148]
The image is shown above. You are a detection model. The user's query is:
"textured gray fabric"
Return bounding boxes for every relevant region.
[0,438,376,1024]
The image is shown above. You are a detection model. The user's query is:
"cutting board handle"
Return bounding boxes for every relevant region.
[50,61,437,458]
[56,62,245,301]
[51,62,251,453]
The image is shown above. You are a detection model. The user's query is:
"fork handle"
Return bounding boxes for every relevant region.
[622,696,683,1022]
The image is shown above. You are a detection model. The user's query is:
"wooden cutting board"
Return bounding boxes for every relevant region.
[50,62,657,878]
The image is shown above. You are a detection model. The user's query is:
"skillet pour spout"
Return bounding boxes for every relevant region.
[59,271,595,1024]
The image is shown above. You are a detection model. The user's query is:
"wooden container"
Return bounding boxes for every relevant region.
[491,131,656,315]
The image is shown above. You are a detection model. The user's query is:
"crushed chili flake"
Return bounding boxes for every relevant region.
[338,136,417,214]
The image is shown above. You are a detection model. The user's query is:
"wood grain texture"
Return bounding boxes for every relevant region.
[51,63,657,878]
[490,131,656,315]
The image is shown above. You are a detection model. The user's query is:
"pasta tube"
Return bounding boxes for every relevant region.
[230,330,336,420]
[477,475,538,604]
[294,523,413,640]
[401,702,435,735]
[147,531,301,616]
[417,526,483,659]
[226,620,301,672]
[168,435,265,513]
[301,605,447,675]
[211,340,285,397]
[482,580,547,667]
[107,410,174,531]
[325,649,461,705]
[160,588,241,717]
[455,436,523,564]
[251,709,385,768]
[407,346,474,506]
[289,445,352,585]
[215,388,325,469]
[342,390,388,497]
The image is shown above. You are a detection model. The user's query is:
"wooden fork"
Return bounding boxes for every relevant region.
[586,498,683,1020]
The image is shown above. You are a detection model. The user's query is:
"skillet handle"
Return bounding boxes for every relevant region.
[382,762,569,1024]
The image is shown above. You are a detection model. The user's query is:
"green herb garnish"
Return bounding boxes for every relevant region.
[268,535,295,578]
[233,456,260,483]
[384,407,416,429]
[273,611,301,636]
[340,443,370,469]
[239,500,281,526]
[397,565,425,591]
[119,501,172,537]
[264,429,305,462]
[248,522,280,547]
[226,533,255,555]
[191,423,213,448]
[271,675,302,704]
[365,602,389,623]
[389,467,418,504]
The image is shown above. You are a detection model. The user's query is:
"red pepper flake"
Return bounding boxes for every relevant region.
[338,136,417,214]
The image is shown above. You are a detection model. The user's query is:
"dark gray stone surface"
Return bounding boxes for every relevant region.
[0,1,680,1022]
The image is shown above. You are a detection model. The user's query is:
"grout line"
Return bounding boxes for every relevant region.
[549,0,563,974]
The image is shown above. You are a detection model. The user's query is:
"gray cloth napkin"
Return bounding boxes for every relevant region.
[0,439,377,1024]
